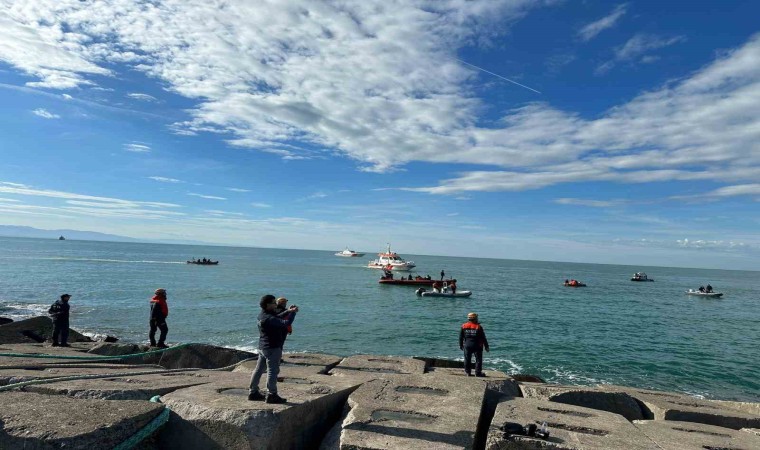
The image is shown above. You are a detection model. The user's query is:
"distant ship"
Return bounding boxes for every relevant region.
[58,235,65,240]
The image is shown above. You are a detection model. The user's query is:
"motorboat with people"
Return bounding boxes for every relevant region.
[686,289,723,298]
[187,258,219,265]
[335,247,365,257]
[416,288,472,298]
[379,273,448,286]
[563,279,586,287]
[367,244,415,271]
[631,272,654,282]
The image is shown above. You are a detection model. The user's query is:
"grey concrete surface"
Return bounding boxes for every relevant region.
[486,396,657,450]
[0,391,164,450]
[634,419,760,450]
[519,383,645,421]
[338,373,486,449]
[328,354,426,382]
[429,367,522,397]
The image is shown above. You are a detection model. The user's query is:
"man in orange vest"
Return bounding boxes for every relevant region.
[459,312,490,377]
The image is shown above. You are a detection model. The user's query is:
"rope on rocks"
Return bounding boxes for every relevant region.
[0,342,195,361]
[112,395,171,450]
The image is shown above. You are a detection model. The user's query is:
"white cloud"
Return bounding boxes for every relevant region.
[251,202,272,208]
[596,33,685,74]
[226,187,251,192]
[188,193,226,200]
[61,93,73,100]
[0,197,21,202]
[148,176,183,183]
[0,182,181,209]
[578,4,627,42]
[205,209,244,216]
[124,143,151,153]
[307,192,328,199]
[31,108,59,119]
[127,92,158,102]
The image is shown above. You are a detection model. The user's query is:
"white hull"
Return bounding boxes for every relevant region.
[368,262,415,271]
[420,290,472,298]
[335,252,365,257]
[686,290,723,298]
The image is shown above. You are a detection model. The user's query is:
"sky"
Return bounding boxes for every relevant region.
[0,1,759,270]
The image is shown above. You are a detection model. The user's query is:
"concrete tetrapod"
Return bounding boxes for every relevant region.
[0,391,164,449]
[328,354,426,381]
[486,396,658,450]
[156,365,362,449]
[335,373,487,449]
[633,419,760,449]
[597,384,760,430]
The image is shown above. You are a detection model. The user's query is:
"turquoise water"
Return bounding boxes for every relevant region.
[1,237,758,401]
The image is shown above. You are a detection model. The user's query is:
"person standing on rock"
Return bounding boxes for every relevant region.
[149,288,169,348]
[48,294,71,347]
[249,294,298,404]
[459,312,489,377]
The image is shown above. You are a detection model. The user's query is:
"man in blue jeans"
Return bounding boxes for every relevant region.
[249,294,298,404]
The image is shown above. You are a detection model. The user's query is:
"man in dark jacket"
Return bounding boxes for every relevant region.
[249,294,298,404]
[459,312,490,377]
[49,294,71,347]
[149,288,169,348]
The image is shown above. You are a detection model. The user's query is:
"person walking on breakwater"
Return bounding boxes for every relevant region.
[149,288,169,348]
[48,294,71,347]
[459,312,490,377]
[249,294,298,404]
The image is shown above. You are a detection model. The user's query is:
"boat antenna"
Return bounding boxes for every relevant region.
[456,58,542,94]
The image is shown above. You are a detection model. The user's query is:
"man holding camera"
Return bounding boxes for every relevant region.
[249,294,298,404]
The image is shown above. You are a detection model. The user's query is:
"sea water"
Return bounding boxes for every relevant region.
[0,237,758,401]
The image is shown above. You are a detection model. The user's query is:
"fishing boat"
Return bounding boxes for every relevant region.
[564,280,586,287]
[416,288,472,298]
[58,235,65,240]
[379,278,445,286]
[631,272,654,282]
[187,260,219,265]
[367,244,415,271]
[686,290,723,298]
[335,248,365,257]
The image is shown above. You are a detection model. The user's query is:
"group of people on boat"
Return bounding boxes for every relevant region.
[191,257,213,263]
[564,279,584,287]
[380,269,433,281]
[433,279,457,294]
[698,284,714,293]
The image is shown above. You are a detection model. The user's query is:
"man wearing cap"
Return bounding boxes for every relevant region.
[249,294,298,404]
[48,294,71,347]
[459,312,490,377]
[149,288,169,348]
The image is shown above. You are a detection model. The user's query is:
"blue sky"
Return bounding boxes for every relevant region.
[1,1,759,270]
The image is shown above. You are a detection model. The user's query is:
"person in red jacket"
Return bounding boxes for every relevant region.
[459,312,489,377]
[149,288,169,348]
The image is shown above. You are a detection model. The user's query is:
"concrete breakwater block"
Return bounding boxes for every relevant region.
[597,384,760,430]
[328,354,426,380]
[232,353,343,376]
[486,397,657,450]
[633,419,760,449]
[519,383,646,421]
[157,366,361,449]
[87,342,163,365]
[87,342,256,369]
[428,367,522,397]
[23,370,222,401]
[0,391,164,449]
[336,374,486,449]
[0,316,92,344]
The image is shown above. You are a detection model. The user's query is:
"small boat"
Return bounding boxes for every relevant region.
[416,288,472,298]
[335,248,365,257]
[367,244,415,271]
[187,260,219,265]
[631,272,654,282]
[686,290,723,298]
[58,235,65,240]
[564,280,586,287]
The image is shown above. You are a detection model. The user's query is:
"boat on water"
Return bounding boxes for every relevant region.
[631,272,654,282]
[187,260,219,265]
[367,244,415,271]
[416,288,472,298]
[379,278,447,286]
[564,280,586,287]
[58,235,65,240]
[686,289,723,298]
[335,248,365,257]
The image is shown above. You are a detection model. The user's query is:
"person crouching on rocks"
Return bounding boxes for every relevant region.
[149,288,169,348]
[249,294,298,404]
[48,294,71,347]
[459,312,490,377]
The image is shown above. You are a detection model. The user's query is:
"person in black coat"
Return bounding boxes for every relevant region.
[48,294,71,347]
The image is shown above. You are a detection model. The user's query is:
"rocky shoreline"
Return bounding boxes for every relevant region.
[1,316,759,449]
